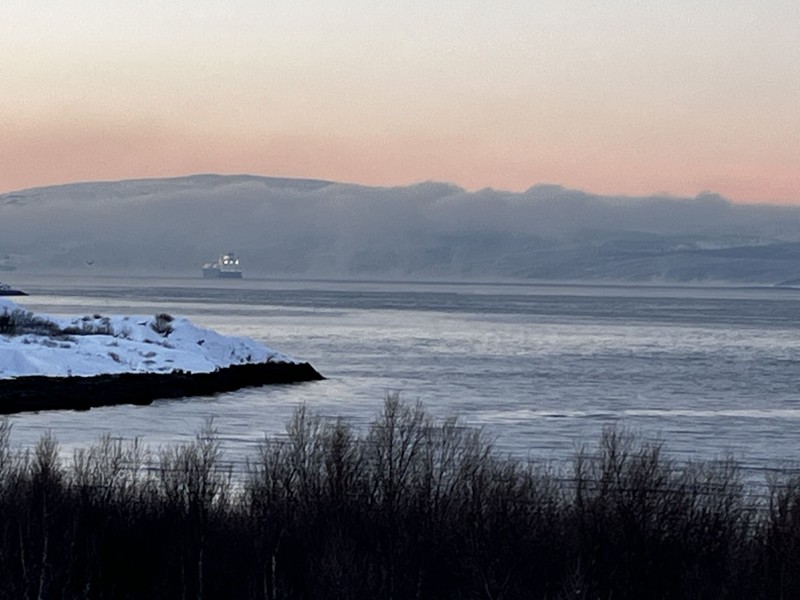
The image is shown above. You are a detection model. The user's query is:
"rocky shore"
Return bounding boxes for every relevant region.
[0,360,324,414]
[1,298,324,413]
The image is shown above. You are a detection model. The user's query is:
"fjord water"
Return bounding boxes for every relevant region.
[7,276,800,476]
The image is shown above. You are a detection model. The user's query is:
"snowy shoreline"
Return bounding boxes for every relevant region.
[0,298,323,412]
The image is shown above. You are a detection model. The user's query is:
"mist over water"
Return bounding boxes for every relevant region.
[5,275,800,478]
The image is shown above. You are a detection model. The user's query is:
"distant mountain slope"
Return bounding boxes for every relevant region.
[2,175,800,283]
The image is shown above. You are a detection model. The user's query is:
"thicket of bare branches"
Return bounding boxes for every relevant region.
[0,397,797,599]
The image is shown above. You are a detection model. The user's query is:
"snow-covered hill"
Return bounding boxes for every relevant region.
[0,298,294,379]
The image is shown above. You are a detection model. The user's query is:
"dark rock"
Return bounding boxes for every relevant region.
[0,361,324,415]
[0,287,27,296]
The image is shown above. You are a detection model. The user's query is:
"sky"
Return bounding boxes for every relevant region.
[1,1,798,203]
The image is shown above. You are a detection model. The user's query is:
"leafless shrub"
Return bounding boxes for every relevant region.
[0,307,63,337]
[0,400,793,599]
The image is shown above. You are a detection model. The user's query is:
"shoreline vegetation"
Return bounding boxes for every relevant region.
[0,396,798,600]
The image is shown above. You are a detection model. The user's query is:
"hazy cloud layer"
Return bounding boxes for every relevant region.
[3,175,800,283]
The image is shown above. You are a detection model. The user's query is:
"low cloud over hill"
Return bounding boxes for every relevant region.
[3,175,800,284]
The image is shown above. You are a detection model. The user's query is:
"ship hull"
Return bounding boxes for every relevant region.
[202,268,242,279]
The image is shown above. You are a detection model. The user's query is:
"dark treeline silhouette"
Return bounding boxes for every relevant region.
[0,396,798,599]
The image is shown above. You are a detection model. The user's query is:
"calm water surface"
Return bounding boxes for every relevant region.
[6,275,800,477]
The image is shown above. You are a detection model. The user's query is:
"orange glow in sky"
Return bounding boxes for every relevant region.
[2,1,798,203]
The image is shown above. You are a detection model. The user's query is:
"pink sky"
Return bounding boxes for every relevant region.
[2,1,798,203]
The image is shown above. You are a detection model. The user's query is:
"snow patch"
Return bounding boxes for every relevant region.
[0,300,295,379]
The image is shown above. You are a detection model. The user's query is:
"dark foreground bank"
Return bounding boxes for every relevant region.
[0,361,324,414]
[0,396,798,600]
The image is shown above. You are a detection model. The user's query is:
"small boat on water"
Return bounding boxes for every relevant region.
[202,253,243,279]
[0,282,27,296]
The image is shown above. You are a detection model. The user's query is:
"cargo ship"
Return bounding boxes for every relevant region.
[202,253,243,279]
